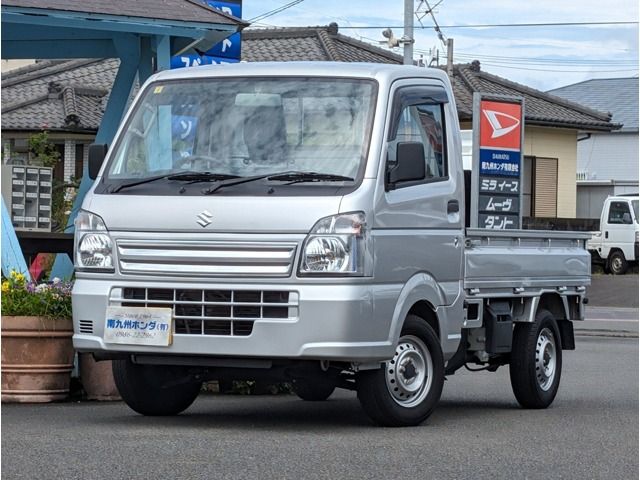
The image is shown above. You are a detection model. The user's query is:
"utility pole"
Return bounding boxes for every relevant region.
[446,37,454,77]
[403,0,414,65]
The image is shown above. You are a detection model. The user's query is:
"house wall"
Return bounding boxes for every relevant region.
[523,126,577,218]
[1,132,95,183]
[576,185,614,218]
[577,132,639,181]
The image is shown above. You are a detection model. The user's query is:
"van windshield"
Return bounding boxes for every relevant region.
[632,200,639,223]
[103,77,376,192]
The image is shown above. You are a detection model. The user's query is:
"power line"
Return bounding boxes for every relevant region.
[463,62,639,73]
[451,53,638,67]
[452,51,637,63]
[248,1,306,23]
[415,0,447,45]
[336,21,638,29]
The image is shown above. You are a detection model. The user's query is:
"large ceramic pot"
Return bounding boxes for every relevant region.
[1,316,74,403]
[79,354,121,401]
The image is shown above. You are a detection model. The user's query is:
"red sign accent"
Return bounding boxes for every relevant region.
[479,100,522,150]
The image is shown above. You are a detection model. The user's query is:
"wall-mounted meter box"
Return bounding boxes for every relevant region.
[1,165,52,232]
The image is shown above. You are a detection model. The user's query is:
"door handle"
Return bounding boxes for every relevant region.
[447,200,460,214]
[605,231,609,239]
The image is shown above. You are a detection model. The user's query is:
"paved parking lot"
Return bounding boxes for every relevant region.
[587,274,638,308]
[2,336,637,480]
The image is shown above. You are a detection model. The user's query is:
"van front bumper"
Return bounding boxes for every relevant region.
[72,278,398,362]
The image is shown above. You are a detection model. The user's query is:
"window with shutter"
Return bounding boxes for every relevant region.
[533,157,558,217]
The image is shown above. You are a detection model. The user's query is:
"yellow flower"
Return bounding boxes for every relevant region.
[1,281,9,293]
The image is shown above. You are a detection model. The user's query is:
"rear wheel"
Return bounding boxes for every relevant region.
[292,379,335,401]
[357,315,445,427]
[113,358,201,416]
[510,309,562,409]
[609,250,628,275]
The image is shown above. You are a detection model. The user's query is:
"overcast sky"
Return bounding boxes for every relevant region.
[242,0,639,91]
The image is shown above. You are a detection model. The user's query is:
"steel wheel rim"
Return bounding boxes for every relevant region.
[536,327,557,391]
[385,335,433,408]
[611,256,622,272]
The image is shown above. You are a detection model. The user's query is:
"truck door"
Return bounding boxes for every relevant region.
[373,82,464,306]
[604,199,635,255]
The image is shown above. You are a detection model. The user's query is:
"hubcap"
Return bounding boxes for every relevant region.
[535,327,557,391]
[385,335,433,407]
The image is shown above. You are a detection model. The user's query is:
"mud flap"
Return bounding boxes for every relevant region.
[557,320,575,350]
[485,302,513,354]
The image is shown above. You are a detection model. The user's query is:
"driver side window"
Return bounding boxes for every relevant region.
[387,88,448,188]
[608,201,632,224]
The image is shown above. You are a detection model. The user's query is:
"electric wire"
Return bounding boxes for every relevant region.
[330,21,638,29]
[417,0,448,45]
[248,0,306,23]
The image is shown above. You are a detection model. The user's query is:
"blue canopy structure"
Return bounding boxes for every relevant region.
[1,0,246,279]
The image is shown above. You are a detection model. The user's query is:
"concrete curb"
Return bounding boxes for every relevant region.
[575,329,638,339]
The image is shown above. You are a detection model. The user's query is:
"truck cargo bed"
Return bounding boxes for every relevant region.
[464,229,591,291]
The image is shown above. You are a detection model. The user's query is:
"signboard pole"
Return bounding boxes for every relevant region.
[470,93,482,229]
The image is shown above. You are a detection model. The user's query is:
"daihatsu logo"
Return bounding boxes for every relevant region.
[483,110,520,139]
[196,210,213,228]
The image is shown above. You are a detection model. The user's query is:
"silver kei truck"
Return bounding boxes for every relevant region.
[73,62,590,426]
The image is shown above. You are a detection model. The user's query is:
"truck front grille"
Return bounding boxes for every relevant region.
[119,288,296,336]
[116,240,297,277]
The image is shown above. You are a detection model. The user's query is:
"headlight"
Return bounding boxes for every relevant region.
[74,210,114,271]
[299,212,369,276]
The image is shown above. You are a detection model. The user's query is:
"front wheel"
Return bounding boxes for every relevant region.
[509,309,562,409]
[113,358,202,416]
[357,315,445,427]
[608,250,628,275]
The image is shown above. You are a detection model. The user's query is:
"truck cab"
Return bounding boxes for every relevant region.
[588,195,639,274]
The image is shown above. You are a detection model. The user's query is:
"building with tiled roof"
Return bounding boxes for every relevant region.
[1,24,620,218]
[548,77,638,218]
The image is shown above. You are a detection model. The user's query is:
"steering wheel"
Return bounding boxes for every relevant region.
[174,155,229,171]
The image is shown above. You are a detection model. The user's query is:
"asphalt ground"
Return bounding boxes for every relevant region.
[587,274,638,308]
[1,336,637,480]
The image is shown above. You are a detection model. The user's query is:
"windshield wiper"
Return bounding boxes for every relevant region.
[268,172,354,184]
[110,172,238,193]
[202,171,353,195]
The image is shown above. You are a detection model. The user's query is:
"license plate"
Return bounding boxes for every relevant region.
[104,306,173,346]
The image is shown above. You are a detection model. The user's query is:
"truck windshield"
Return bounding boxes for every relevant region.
[103,77,376,191]
[633,200,639,223]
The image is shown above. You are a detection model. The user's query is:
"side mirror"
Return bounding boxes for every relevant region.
[88,143,108,180]
[622,212,632,224]
[388,142,425,185]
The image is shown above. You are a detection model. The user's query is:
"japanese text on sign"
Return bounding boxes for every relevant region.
[104,306,172,346]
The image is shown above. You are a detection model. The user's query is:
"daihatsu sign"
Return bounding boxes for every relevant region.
[470,93,525,230]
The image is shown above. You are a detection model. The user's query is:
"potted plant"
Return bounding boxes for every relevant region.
[1,271,74,403]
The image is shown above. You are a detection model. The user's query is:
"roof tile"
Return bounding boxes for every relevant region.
[2,0,243,25]
[549,77,638,131]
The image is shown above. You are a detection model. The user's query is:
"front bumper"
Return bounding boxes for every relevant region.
[72,278,398,362]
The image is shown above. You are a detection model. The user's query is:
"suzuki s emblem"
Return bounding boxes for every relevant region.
[483,110,520,139]
[196,210,213,228]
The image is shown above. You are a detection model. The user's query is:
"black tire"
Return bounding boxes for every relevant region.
[292,379,335,401]
[510,309,562,409]
[112,358,201,416]
[356,315,445,427]
[608,250,628,275]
